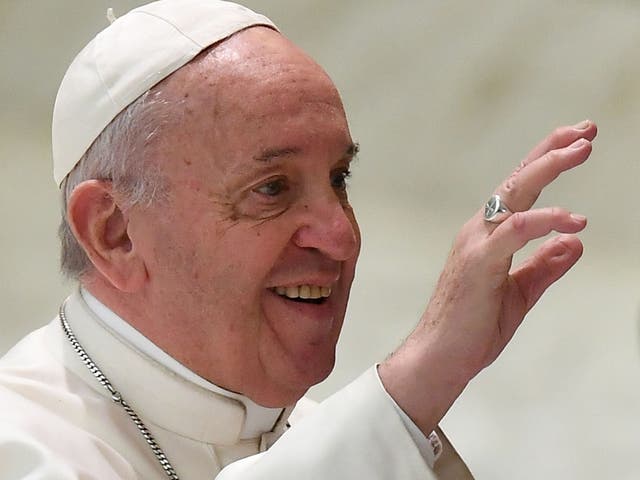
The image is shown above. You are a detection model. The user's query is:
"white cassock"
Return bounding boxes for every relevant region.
[0,289,473,479]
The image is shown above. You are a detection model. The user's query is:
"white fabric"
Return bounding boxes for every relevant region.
[373,364,442,466]
[0,290,473,479]
[82,287,438,455]
[52,0,277,185]
[81,288,283,440]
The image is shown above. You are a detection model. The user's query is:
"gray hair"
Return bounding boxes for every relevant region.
[58,88,170,280]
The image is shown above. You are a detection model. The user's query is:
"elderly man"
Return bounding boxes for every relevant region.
[0,1,597,479]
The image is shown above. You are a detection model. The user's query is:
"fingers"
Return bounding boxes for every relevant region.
[495,120,597,212]
[500,138,592,210]
[524,120,597,165]
[486,208,586,262]
[510,234,584,312]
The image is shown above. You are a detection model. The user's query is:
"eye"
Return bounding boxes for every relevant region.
[254,178,289,197]
[331,169,352,191]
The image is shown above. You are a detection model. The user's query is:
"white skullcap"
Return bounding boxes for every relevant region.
[52,0,277,186]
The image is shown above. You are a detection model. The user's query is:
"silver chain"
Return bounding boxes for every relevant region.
[59,302,180,480]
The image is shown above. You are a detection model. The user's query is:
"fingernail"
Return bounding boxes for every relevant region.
[571,213,587,223]
[574,119,590,130]
[570,138,588,149]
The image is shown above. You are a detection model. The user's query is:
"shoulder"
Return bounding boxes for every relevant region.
[287,395,319,426]
[0,322,137,480]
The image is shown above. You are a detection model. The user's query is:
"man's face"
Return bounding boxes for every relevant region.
[129,28,360,406]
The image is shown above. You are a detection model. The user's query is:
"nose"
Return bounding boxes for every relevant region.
[291,196,360,261]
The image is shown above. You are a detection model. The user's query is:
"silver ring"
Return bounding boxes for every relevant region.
[484,194,512,223]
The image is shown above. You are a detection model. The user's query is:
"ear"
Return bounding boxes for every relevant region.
[67,180,147,292]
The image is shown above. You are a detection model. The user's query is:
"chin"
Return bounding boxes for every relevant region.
[258,348,337,407]
[293,348,337,394]
[300,351,335,386]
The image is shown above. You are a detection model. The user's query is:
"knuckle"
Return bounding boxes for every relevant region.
[550,206,567,221]
[503,177,517,194]
[459,244,484,271]
[545,149,561,163]
[551,126,566,140]
[512,161,525,175]
[453,230,483,265]
[504,162,524,191]
[510,211,528,233]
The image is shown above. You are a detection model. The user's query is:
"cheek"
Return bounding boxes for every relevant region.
[183,227,284,298]
[140,197,296,298]
[136,211,216,287]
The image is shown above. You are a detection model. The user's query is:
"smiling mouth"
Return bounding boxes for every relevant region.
[271,285,332,305]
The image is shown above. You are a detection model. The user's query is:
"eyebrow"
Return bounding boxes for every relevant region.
[253,147,301,163]
[253,142,360,163]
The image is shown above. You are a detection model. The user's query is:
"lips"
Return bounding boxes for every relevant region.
[263,282,336,337]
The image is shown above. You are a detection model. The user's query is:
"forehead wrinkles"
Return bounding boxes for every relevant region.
[156,28,346,178]
[187,28,339,110]
[212,58,340,119]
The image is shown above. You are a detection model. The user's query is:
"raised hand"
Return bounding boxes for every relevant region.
[379,120,598,435]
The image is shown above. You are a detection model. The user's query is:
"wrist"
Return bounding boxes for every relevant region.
[378,344,469,436]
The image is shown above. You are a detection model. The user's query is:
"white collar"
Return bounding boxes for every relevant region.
[80,287,284,440]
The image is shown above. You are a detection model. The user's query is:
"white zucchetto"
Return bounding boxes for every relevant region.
[52,0,277,186]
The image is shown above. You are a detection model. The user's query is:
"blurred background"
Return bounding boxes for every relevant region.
[1,0,639,478]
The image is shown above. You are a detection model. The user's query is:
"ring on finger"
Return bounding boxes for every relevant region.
[484,194,513,224]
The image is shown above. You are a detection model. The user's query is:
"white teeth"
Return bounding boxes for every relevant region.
[274,284,332,299]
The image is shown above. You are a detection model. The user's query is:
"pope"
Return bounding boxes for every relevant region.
[0,1,597,479]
